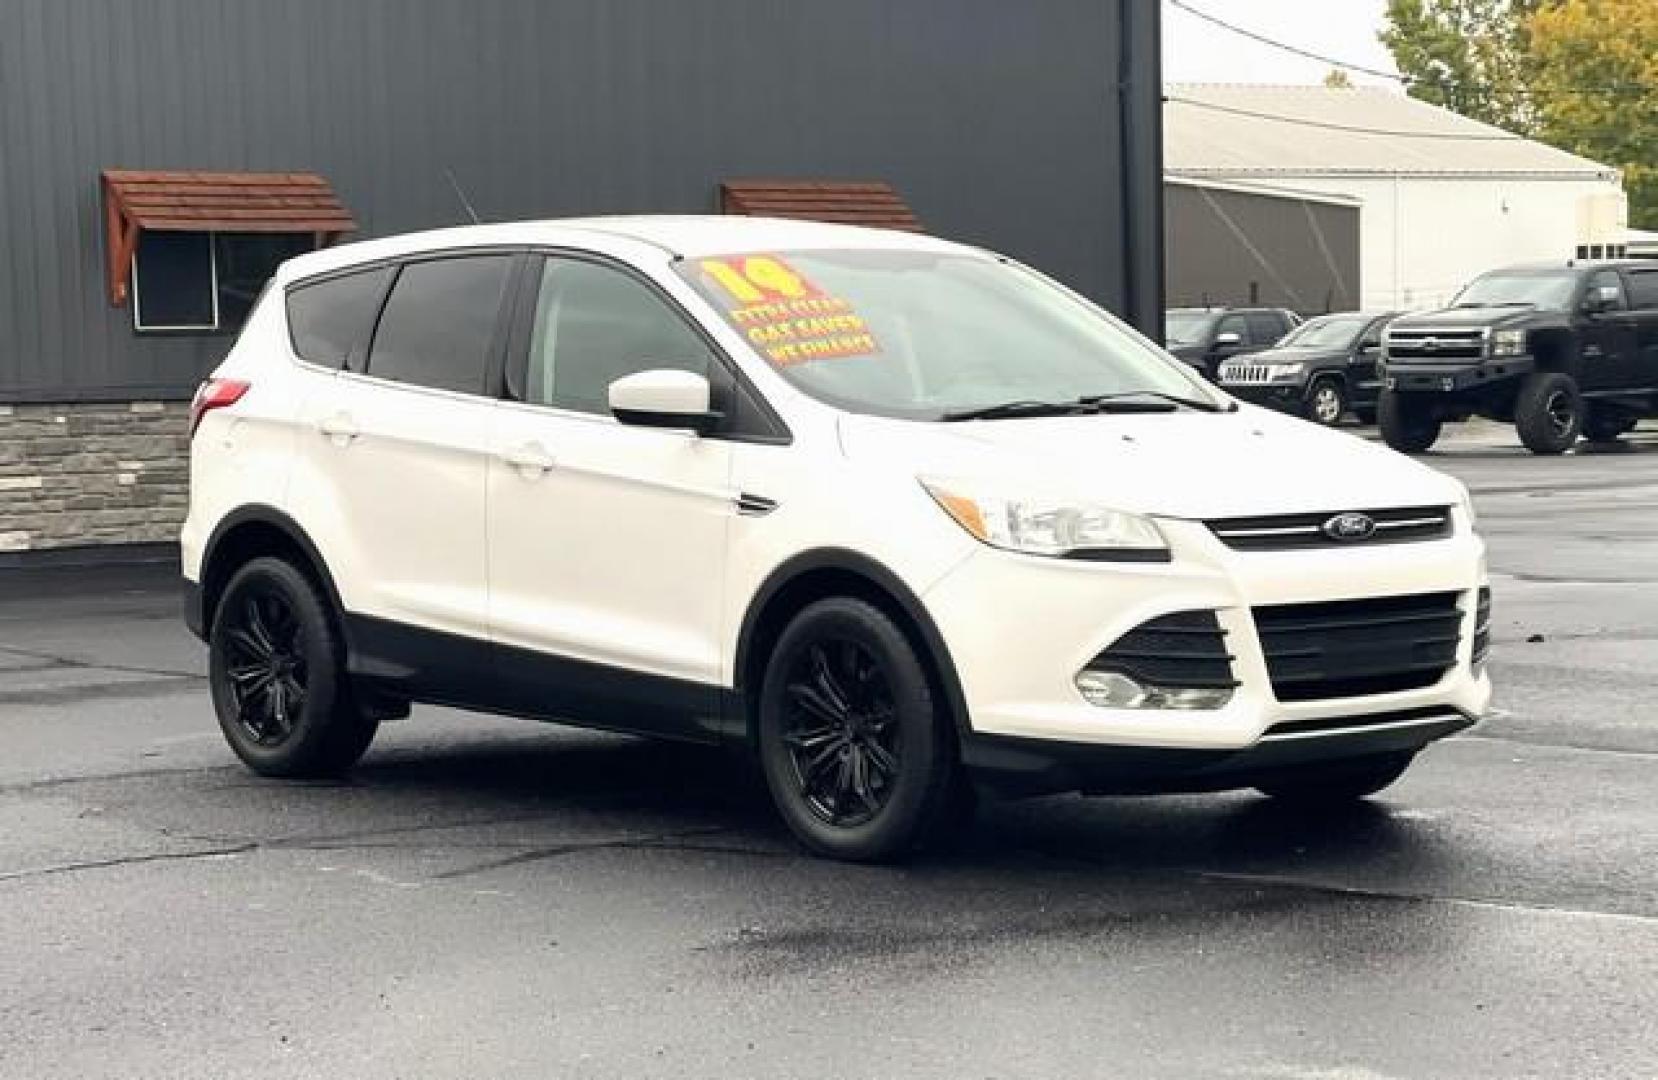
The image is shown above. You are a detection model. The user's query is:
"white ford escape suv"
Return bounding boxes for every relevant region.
[183,216,1491,861]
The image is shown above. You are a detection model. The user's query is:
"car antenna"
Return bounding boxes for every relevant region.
[444,168,483,225]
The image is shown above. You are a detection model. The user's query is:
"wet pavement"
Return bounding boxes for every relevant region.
[2,421,1655,1079]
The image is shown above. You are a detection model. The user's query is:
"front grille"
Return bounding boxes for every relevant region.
[1087,610,1238,690]
[1253,591,1462,702]
[1385,328,1486,363]
[1207,506,1453,551]
[1220,363,1274,386]
[1472,586,1492,665]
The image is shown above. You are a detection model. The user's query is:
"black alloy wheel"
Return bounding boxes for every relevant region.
[757,597,958,862]
[781,638,902,827]
[1305,378,1346,426]
[1515,372,1583,455]
[221,590,309,747]
[209,557,378,777]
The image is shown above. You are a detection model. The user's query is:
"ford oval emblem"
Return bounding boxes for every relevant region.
[1322,512,1377,541]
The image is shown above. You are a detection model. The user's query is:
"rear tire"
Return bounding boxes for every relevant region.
[756,597,958,862]
[1255,752,1415,804]
[209,557,378,778]
[1303,377,1347,426]
[1378,390,1442,452]
[1515,372,1583,454]
[1583,407,1637,443]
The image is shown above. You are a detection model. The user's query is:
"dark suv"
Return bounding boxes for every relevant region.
[1217,311,1398,426]
[1164,307,1301,380]
[1379,262,1658,454]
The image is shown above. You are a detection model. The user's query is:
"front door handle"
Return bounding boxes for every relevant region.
[500,442,556,477]
[318,414,360,445]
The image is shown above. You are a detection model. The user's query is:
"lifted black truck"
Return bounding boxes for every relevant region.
[1378,261,1658,454]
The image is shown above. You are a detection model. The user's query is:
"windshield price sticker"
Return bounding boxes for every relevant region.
[699,256,881,367]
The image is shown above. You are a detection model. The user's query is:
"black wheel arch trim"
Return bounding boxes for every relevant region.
[195,505,351,648]
[732,548,973,744]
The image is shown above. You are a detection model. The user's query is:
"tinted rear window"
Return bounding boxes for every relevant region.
[1247,313,1288,344]
[286,267,394,368]
[366,256,514,395]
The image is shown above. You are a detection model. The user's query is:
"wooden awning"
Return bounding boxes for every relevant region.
[101,169,356,305]
[720,180,923,232]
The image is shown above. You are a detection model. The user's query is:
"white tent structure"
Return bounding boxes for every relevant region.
[1164,85,1629,310]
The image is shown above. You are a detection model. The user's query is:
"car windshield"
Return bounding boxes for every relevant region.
[1452,271,1577,309]
[1163,310,1215,345]
[1278,314,1370,350]
[677,250,1220,421]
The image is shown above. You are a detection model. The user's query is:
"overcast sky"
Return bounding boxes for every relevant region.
[1162,0,1404,88]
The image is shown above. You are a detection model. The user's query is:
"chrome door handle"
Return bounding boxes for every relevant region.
[500,443,555,475]
[318,414,360,444]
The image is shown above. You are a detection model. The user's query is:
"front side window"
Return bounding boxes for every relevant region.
[678,250,1216,421]
[1216,314,1250,344]
[366,256,514,394]
[1585,270,1627,311]
[287,266,394,368]
[524,257,717,414]
[1452,271,1578,310]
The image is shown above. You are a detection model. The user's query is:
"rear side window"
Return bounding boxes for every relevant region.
[286,267,394,368]
[367,256,515,395]
[1627,270,1658,311]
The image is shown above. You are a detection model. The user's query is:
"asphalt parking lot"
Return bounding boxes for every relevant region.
[3,422,1655,1080]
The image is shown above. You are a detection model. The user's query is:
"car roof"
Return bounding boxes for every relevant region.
[1485,260,1648,275]
[277,214,974,285]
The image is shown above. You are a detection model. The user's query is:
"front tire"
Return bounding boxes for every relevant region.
[1378,390,1442,452]
[209,557,378,777]
[1304,377,1347,426]
[756,597,958,862]
[1515,372,1583,454]
[1255,752,1415,804]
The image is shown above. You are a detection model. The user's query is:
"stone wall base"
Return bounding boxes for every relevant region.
[0,402,191,551]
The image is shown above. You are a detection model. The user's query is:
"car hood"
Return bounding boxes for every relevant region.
[1390,305,1553,330]
[1226,345,1345,365]
[839,407,1463,520]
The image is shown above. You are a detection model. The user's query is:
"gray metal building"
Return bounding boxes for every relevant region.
[1164,177,1361,315]
[0,0,1163,556]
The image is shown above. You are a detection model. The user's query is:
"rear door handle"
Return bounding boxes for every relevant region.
[318,414,360,444]
[500,442,556,476]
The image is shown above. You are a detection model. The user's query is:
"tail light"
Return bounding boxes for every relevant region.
[189,378,251,438]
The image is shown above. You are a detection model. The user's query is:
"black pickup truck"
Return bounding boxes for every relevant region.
[1378,262,1658,454]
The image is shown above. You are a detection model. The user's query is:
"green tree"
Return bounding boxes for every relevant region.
[1324,68,1355,89]
[1380,0,1540,133]
[1529,0,1658,230]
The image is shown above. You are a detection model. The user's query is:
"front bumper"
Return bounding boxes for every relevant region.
[963,706,1475,796]
[1384,355,1535,394]
[920,516,1490,789]
[1219,383,1305,411]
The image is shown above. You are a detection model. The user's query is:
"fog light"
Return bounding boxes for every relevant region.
[1074,670,1234,710]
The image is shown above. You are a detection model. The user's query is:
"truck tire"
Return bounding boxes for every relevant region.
[1515,372,1583,454]
[1378,390,1441,453]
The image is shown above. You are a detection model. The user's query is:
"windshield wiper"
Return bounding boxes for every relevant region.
[1452,300,1535,309]
[939,400,1096,422]
[1080,390,1234,413]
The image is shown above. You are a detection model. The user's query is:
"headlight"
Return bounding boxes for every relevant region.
[1456,484,1477,527]
[1490,329,1527,357]
[921,479,1169,561]
[1269,362,1305,379]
